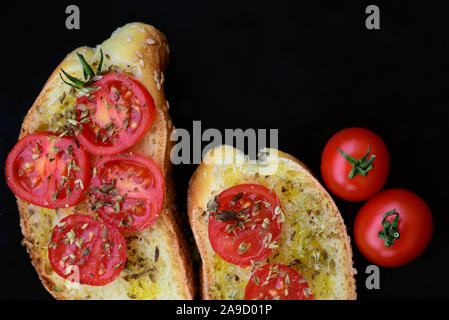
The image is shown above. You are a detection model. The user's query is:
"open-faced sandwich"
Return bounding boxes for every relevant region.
[188,145,356,299]
[5,22,195,299]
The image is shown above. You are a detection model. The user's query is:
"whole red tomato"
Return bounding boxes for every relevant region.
[321,127,390,201]
[354,189,433,267]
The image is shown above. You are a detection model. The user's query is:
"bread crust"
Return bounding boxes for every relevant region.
[187,146,356,300]
[15,23,195,299]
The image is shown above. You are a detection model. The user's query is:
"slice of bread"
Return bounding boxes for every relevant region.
[16,22,195,299]
[188,145,356,299]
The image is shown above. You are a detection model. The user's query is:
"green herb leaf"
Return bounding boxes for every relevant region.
[60,70,85,89]
[97,49,104,75]
[213,209,248,223]
[61,49,104,90]
[207,196,219,213]
[76,53,95,81]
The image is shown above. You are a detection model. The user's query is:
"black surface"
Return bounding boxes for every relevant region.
[0,0,448,299]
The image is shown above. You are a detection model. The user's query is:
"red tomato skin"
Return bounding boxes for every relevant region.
[354,189,433,267]
[5,132,90,208]
[244,264,313,300]
[75,73,155,156]
[48,214,126,286]
[90,153,165,232]
[208,184,283,267]
[321,127,390,201]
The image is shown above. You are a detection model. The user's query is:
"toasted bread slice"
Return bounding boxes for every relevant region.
[16,23,195,299]
[188,145,356,300]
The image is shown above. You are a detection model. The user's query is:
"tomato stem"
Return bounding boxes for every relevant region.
[378,209,400,247]
[336,142,376,179]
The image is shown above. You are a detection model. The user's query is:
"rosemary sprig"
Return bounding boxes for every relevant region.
[97,49,104,75]
[77,52,95,81]
[60,49,104,89]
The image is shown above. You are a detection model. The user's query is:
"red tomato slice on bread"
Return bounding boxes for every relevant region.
[245,264,313,300]
[89,153,165,232]
[48,214,126,286]
[74,73,155,155]
[5,132,90,208]
[208,184,283,267]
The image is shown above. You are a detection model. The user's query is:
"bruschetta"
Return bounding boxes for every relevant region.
[187,145,356,300]
[6,22,195,299]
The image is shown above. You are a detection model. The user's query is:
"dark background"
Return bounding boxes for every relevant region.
[0,0,448,300]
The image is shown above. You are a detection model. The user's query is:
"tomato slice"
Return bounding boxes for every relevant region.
[208,184,283,267]
[74,73,156,155]
[5,132,89,208]
[48,214,126,286]
[89,153,164,232]
[245,264,313,300]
